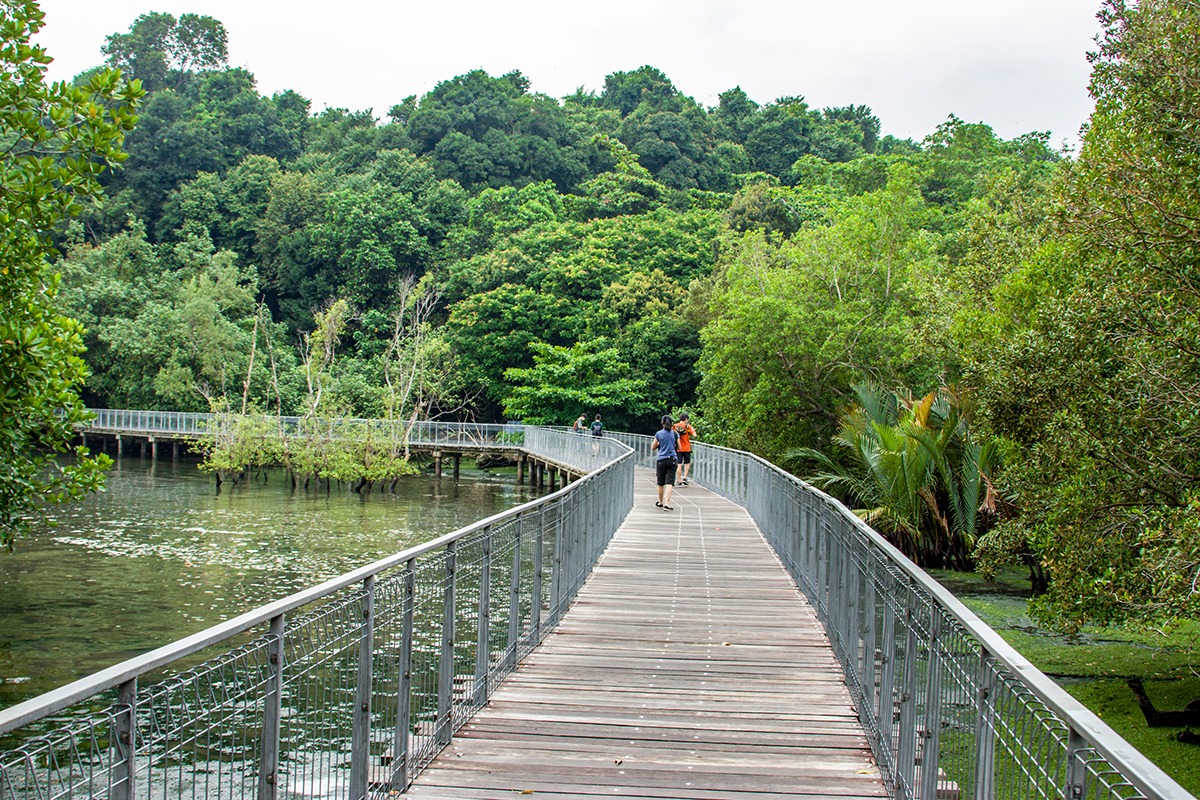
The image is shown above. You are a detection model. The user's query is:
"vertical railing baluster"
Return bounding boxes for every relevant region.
[861,555,878,732]
[474,526,492,706]
[111,678,137,800]
[848,526,863,690]
[350,576,375,800]
[897,597,920,800]
[507,517,523,670]
[973,651,997,800]
[919,613,944,800]
[532,506,545,642]
[878,570,899,782]
[816,511,829,622]
[548,500,564,628]
[392,559,416,793]
[258,615,285,800]
[437,542,457,745]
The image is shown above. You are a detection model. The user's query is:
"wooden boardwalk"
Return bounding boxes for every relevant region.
[407,468,886,799]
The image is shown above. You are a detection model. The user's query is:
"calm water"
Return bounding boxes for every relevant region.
[0,457,539,710]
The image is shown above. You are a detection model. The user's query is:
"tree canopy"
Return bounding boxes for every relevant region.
[10,0,1200,637]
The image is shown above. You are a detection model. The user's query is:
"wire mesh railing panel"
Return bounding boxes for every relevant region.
[136,643,271,800]
[0,708,124,800]
[0,423,634,799]
[724,448,1192,800]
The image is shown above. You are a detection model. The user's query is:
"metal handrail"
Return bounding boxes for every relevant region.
[686,438,1193,800]
[6,411,1192,800]
[0,422,635,798]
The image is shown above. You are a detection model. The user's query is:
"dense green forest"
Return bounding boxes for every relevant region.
[2,0,1198,634]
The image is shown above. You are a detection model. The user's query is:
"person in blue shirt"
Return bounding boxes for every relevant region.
[651,414,678,510]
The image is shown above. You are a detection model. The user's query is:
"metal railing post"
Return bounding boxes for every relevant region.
[877,572,899,786]
[110,678,136,800]
[548,500,564,628]
[350,575,375,800]
[919,613,944,800]
[437,542,457,746]
[1064,729,1088,800]
[258,614,285,800]
[816,512,829,621]
[532,506,545,641]
[973,652,998,800]
[391,559,416,793]
[474,526,492,706]
[506,517,523,670]
[861,555,878,733]
[896,599,920,800]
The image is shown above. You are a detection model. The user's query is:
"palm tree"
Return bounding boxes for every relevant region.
[791,383,1002,569]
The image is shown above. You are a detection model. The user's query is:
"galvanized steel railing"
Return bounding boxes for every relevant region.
[687,440,1193,800]
[83,409,525,452]
[0,425,634,799]
[7,411,1193,800]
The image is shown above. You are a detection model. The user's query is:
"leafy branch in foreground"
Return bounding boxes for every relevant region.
[0,0,143,547]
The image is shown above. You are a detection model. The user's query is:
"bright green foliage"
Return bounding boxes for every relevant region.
[699,163,943,458]
[445,284,581,409]
[575,139,666,219]
[0,0,142,546]
[794,384,1002,569]
[972,0,1200,630]
[744,97,819,176]
[56,226,295,413]
[502,339,650,428]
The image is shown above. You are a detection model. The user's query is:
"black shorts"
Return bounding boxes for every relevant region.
[677,451,692,464]
[655,458,677,486]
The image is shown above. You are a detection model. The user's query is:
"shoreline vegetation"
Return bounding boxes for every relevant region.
[194,412,423,493]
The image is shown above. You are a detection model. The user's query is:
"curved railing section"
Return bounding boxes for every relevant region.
[0,424,635,799]
[687,440,1192,800]
[5,411,1193,800]
[84,409,524,454]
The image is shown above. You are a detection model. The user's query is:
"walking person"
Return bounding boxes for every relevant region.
[673,412,696,485]
[573,413,587,434]
[590,413,603,454]
[651,414,678,510]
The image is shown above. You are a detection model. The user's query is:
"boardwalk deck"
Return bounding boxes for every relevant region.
[407,468,886,799]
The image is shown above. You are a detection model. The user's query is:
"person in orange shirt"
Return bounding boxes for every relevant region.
[673,412,696,486]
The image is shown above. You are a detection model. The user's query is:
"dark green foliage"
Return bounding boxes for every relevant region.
[404,70,592,192]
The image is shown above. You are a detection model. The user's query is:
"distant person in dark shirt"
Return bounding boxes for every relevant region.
[651,414,677,510]
[590,414,603,454]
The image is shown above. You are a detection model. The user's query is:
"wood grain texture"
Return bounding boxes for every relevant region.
[407,469,885,799]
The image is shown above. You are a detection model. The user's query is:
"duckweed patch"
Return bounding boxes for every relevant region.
[928,567,1200,796]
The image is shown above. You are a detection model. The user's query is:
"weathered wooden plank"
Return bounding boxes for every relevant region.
[406,469,885,799]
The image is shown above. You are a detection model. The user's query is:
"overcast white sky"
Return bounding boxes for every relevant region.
[37,0,1103,148]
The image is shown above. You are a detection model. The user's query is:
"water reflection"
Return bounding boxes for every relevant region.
[0,457,536,710]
